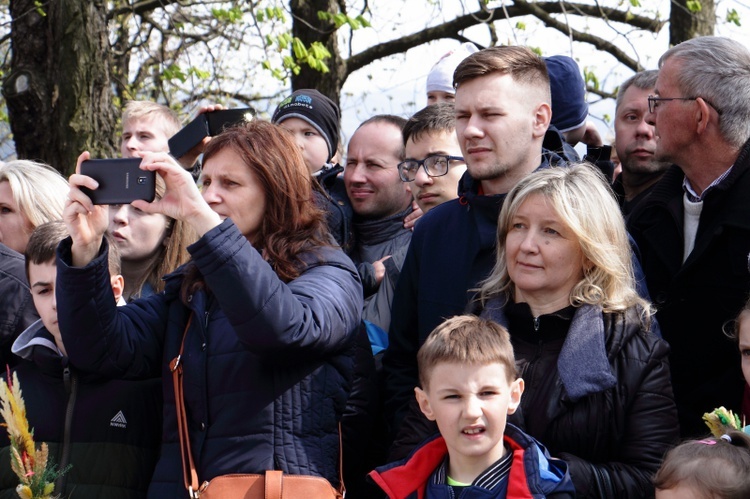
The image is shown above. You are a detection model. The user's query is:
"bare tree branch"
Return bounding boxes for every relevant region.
[345,1,662,76]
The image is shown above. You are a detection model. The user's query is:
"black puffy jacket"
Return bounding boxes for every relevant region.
[627,137,750,437]
[0,243,38,366]
[482,301,679,499]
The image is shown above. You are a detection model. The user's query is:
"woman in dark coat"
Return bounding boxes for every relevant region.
[475,163,678,498]
[57,120,362,498]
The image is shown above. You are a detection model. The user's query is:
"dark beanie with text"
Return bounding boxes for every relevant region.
[272,89,341,161]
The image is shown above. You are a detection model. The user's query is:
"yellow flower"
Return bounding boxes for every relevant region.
[15,484,32,499]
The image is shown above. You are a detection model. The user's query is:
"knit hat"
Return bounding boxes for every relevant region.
[272,89,341,161]
[545,55,589,133]
[426,42,480,95]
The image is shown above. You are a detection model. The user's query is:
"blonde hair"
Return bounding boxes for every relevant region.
[478,163,651,318]
[417,315,517,389]
[0,160,68,230]
[122,100,181,139]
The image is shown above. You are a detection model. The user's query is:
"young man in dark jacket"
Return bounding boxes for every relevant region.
[0,222,161,499]
[383,46,566,457]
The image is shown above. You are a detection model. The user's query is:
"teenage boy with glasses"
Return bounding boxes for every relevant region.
[399,103,467,214]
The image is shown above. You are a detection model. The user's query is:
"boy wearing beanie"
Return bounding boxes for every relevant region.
[272,89,354,252]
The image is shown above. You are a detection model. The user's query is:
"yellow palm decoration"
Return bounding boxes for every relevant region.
[0,371,68,499]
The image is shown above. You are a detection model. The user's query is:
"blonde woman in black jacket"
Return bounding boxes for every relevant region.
[476,163,678,498]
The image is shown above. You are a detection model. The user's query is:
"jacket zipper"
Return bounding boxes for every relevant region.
[55,366,78,494]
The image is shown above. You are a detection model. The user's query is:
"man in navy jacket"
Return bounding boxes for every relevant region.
[383,46,566,456]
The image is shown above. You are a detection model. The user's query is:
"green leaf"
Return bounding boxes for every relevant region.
[162,64,187,83]
[33,0,46,16]
[686,0,702,13]
[310,42,331,60]
[292,38,308,59]
[515,21,526,30]
[726,9,742,27]
[356,15,371,28]
[347,17,361,29]
[583,68,600,91]
[629,0,641,7]
[188,67,210,80]
[212,7,243,23]
[333,13,348,28]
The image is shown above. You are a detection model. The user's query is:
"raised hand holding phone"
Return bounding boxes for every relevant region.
[79,158,156,205]
[65,152,111,267]
[134,152,221,237]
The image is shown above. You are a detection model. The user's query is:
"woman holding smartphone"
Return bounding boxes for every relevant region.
[58,120,362,497]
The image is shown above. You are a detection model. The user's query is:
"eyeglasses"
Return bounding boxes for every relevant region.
[398,154,464,182]
[647,95,723,115]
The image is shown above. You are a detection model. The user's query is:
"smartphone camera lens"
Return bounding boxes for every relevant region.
[137,177,147,185]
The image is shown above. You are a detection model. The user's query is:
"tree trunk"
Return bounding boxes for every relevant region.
[670,0,716,46]
[3,0,118,175]
[289,0,347,109]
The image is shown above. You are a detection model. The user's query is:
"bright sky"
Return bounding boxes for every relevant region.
[337,0,750,146]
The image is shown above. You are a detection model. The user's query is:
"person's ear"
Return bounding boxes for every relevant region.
[532,102,552,139]
[507,378,525,415]
[415,386,436,421]
[695,97,712,135]
[110,274,125,303]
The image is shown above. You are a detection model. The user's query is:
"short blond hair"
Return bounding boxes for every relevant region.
[122,100,181,138]
[417,315,517,389]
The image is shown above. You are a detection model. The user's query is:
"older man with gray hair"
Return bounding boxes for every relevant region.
[628,36,750,437]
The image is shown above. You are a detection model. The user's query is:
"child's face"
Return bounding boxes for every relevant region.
[738,310,750,386]
[427,91,455,105]
[415,362,523,476]
[28,260,61,345]
[121,117,172,158]
[278,118,330,174]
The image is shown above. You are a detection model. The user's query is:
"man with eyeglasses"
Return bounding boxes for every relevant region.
[383,46,566,459]
[399,103,467,213]
[628,36,750,438]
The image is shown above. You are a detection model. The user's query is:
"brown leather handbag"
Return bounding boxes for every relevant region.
[170,316,345,498]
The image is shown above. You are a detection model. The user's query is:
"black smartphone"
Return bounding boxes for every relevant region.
[80,158,156,205]
[206,108,256,135]
[168,107,255,159]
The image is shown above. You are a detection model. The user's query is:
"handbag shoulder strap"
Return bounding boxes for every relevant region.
[169,314,201,498]
[170,314,347,498]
